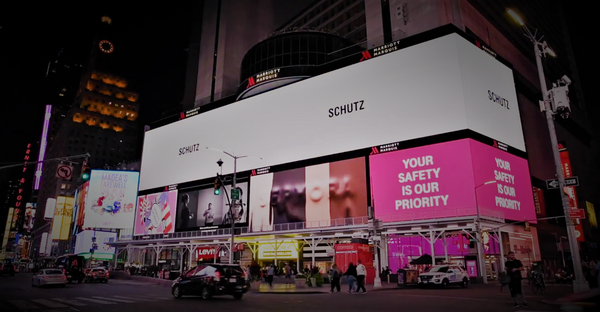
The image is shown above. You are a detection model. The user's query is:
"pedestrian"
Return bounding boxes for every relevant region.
[330,264,341,294]
[267,264,275,287]
[285,263,292,279]
[344,262,358,293]
[505,252,528,308]
[356,260,367,294]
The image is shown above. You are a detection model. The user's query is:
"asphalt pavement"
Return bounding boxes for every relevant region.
[0,273,574,312]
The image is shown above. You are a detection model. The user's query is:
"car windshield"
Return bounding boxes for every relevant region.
[45,270,63,275]
[429,266,449,273]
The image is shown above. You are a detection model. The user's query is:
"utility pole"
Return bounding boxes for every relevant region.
[207,148,261,264]
[507,9,589,293]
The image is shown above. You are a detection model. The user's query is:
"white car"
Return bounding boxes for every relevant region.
[32,269,67,288]
[418,265,469,288]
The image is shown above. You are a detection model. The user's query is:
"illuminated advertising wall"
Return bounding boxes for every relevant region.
[74,230,117,260]
[44,198,56,219]
[34,105,52,190]
[51,196,74,240]
[23,203,36,233]
[84,170,140,229]
[135,190,177,235]
[370,139,535,222]
[139,32,524,191]
[387,233,500,272]
[258,241,299,260]
[504,224,540,265]
[248,157,368,232]
[72,182,89,235]
[587,202,597,228]
[176,183,248,231]
[1,208,14,254]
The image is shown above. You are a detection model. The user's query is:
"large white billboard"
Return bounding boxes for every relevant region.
[139,33,523,191]
[84,170,140,229]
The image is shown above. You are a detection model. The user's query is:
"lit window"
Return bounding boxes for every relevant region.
[61,184,66,189]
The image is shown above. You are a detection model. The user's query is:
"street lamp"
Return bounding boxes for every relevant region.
[206,147,262,264]
[507,8,588,293]
[474,180,496,284]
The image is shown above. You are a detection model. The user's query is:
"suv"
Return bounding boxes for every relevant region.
[172,264,248,300]
[85,268,109,283]
[418,265,469,288]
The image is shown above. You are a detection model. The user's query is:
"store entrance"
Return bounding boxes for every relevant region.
[258,260,298,275]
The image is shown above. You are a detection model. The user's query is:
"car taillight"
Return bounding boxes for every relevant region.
[106,271,109,277]
[92,272,97,276]
[241,271,246,278]
[213,271,221,281]
[62,269,66,274]
[62,275,67,280]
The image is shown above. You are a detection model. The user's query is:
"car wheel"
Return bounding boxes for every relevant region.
[68,279,72,284]
[233,293,243,300]
[442,279,449,288]
[461,278,469,288]
[37,280,43,288]
[172,286,182,299]
[78,279,82,284]
[60,284,66,288]
[201,287,212,300]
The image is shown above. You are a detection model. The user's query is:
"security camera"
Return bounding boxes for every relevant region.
[217,159,223,167]
[549,84,571,119]
[561,75,571,86]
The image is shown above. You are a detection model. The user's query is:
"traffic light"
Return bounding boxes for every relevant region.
[214,174,222,195]
[81,159,90,181]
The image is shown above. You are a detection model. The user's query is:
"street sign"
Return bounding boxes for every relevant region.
[569,209,585,219]
[56,165,73,180]
[545,176,579,189]
[231,188,240,200]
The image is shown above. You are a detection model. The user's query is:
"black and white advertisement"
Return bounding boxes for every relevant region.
[175,182,249,231]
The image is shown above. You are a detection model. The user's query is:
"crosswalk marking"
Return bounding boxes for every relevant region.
[51,298,88,307]
[74,297,116,304]
[31,299,68,308]
[7,300,40,310]
[92,296,135,303]
[113,295,158,301]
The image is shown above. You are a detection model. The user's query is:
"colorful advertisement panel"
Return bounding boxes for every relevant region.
[74,182,89,234]
[559,146,585,242]
[587,202,597,228]
[135,190,177,235]
[51,196,66,240]
[248,157,368,232]
[74,230,117,260]
[23,203,36,233]
[370,139,535,222]
[84,170,140,229]
[60,197,74,240]
[2,208,14,253]
[175,182,249,231]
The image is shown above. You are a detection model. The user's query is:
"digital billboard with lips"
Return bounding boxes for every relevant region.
[249,157,368,232]
[370,139,535,223]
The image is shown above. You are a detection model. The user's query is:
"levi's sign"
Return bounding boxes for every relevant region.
[546,177,579,189]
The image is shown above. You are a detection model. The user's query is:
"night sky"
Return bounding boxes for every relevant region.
[0,2,598,195]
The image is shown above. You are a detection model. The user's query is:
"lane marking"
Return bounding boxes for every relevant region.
[113,295,159,301]
[92,296,135,303]
[31,299,69,308]
[51,298,88,307]
[74,297,116,304]
[7,300,41,310]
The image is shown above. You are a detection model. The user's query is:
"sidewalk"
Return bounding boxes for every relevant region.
[254,280,399,294]
[541,288,600,306]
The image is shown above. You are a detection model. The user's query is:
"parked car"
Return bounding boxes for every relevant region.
[0,261,15,277]
[418,265,469,288]
[172,264,248,300]
[85,268,109,283]
[32,269,67,287]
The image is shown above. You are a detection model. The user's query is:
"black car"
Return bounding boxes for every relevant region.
[0,262,15,277]
[172,264,248,300]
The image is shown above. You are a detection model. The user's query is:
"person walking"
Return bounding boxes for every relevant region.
[285,263,292,280]
[344,262,358,293]
[356,260,367,294]
[330,264,341,294]
[267,264,275,287]
[505,252,528,308]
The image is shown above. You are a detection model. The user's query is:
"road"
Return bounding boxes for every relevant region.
[0,273,572,312]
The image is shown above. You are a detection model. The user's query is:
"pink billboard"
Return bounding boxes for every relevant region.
[135,190,178,235]
[370,139,535,222]
[469,140,536,223]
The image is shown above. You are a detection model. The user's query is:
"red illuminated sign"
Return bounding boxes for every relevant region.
[559,144,585,243]
[12,143,32,227]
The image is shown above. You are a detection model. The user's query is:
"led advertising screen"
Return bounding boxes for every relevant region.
[51,196,74,240]
[23,203,36,233]
[370,139,535,222]
[84,170,140,229]
[175,182,249,231]
[74,230,117,260]
[139,33,524,191]
[73,182,89,235]
[135,190,178,235]
[249,157,368,232]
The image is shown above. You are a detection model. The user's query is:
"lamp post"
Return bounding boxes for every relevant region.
[474,180,496,285]
[207,148,261,264]
[507,8,588,293]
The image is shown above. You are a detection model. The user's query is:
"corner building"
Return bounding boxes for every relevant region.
[118,0,597,281]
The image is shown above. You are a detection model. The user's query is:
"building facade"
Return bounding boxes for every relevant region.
[31,16,142,262]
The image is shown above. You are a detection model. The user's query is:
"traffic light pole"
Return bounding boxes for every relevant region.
[0,153,90,171]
